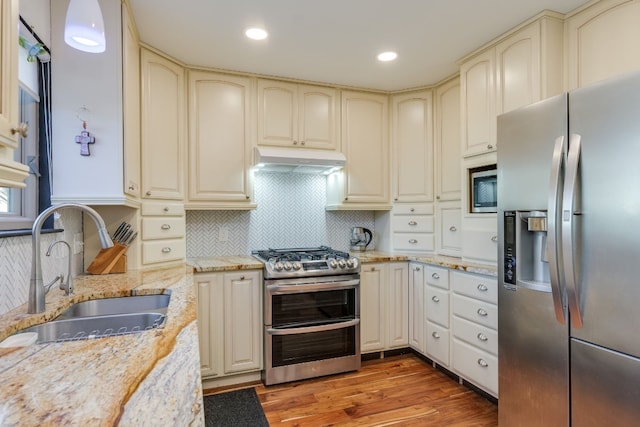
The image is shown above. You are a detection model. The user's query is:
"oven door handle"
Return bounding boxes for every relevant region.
[267,318,360,335]
[267,279,360,294]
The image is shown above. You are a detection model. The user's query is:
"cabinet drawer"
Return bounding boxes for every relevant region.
[426,322,450,367]
[425,266,449,289]
[393,204,434,215]
[451,294,497,330]
[141,202,185,216]
[451,271,497,303]
[142,217,185,240]
[452,316,498,356]
[452,338,498,396]
[425,286,449,327]
[392,215,433,233]
[142,239,186,264]
[462,228,498,262]
[392,233,434,252]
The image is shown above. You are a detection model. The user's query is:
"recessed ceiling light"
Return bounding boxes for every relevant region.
[245,28,268,40]
[377,51,398,62]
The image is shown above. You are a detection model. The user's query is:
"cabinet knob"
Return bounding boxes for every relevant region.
[146,191,152,196]
[408,220,417,226]
[414,267,421,271]
[431,295,440,303]
[487,144,494,150]
[477,358,489,368]
[449,226,457,232]
[477,308,488,317]
[410,208,415,212]
[161,224,171,230]
[161,247,172,253]
[477,283,488,292]
[436,195,440,200]
[432,332,440,339]
[240,275,245,280]
[431,272,439,279]
[408,239,418,244]
[300,140,305,145]
[163,207,169,212]
[477,333,488,342]
[11,123,28,138]
[491,235,498,242]
[293,140,298,145]
[246,195,250,200]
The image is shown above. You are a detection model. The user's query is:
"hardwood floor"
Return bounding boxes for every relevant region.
[207,354,498,426]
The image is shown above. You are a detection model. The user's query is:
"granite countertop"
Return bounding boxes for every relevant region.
[0,265,204,426]
[187,255,263,273]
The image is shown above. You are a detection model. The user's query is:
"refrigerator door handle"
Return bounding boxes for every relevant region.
[562,133,584,328]
[547,136,567,324]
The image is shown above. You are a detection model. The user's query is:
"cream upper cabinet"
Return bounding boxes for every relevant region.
[326,90,390,210]
[140,48,186,200]
[434,77,461,202]
[460,48,495,158]
[0,0,29,188]
[186,71,255,209]
[566,0,640,90]
[257,79,338,150]
[460,13,563,158]
[391,90,434,203]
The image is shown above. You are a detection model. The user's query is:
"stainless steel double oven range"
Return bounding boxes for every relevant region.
[252,246,361,386]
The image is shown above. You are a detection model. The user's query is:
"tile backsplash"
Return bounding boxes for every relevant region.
[186,172,376,256]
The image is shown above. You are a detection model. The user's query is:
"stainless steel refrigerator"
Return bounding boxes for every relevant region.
[497,70,640,426]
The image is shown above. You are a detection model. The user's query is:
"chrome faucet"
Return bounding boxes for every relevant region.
[29,203,114,314]
[46,240,73,296]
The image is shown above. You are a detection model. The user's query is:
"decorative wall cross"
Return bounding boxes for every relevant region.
[75,122,95,156]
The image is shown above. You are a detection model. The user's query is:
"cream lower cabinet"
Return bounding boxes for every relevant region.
[326,90,390,210]
[360,262,408,353]
[424,265,450,367]
[186,71,255,209]
[195,270,262,379]
[450,271,498,397]
[408,262,425,354]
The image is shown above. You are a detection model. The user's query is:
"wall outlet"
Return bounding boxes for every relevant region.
[218,226,229,242]
[73,233,84,254]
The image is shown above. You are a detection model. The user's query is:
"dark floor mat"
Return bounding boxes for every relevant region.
[203,388,269,426]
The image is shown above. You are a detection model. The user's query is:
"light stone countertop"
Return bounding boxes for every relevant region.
[0,265,204,427]
[187,255,263,273]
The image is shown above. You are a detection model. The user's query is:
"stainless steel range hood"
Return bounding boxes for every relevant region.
[254,147,346,174]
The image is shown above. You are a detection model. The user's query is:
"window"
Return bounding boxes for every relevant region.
[0,86,39,230]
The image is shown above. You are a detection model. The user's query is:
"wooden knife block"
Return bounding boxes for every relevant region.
[87,243,128,275]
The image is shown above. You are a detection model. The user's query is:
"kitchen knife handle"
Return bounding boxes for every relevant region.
[547,135,567,325]
[562,134,584,329]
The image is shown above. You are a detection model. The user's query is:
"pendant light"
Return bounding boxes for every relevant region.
[64,0,106,53]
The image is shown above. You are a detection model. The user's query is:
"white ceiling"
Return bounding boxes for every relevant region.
[128,0,591,92]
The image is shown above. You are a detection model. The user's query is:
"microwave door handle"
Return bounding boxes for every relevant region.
[547,136,567,325]
[562,134,584,329]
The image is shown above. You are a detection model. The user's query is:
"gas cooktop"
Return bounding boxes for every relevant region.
[252,246,360,279]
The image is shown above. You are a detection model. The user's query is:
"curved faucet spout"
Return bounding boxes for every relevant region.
[29,203,114,314]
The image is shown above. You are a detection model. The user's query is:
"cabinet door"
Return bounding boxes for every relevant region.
[495,23,540,115]
[460,49,495,157]
[566,0,640,89]
[386,262,409,348]
[408,263,426,354]
[141,49,185,200]
[391,90,434,203]
[360,263,386,353]
[438,205,461,256]
[195,273,224,378]
[122,4,140,198]
[257,79,297,147]
[435,78,461,202]
[298,84,338,150]
[187,71,254,207]
[223,271,262,373]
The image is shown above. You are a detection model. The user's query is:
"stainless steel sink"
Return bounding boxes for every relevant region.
[14,294,171,344]
[56,294,171,319]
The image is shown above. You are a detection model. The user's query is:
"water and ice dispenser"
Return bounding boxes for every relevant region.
[503,210,551,291]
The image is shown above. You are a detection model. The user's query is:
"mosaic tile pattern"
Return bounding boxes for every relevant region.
[187,172,376,256]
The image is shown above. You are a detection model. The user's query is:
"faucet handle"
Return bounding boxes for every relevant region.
[45,240,73,295]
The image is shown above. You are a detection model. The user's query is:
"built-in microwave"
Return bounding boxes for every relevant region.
[470,166,497,213]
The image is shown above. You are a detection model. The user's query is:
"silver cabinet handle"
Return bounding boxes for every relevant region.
[409,239,418,244]
[408,220,417,226]
[431,295,440,303]
[431,272,439,279]
[11,122,28,137]
[491,235,498,242]
[477,358,489,367]
[161,224,171,230]
[477,308,488,317]
[477,283,488,292]
[449,226,457,232]
[432,332,440,339]
[161,247,172,253]
[477,333,488,342]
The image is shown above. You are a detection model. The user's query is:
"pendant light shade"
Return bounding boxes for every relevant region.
[64,0,106,53]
